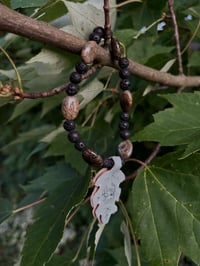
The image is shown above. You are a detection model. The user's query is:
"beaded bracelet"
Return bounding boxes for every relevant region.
[61,26,133,224]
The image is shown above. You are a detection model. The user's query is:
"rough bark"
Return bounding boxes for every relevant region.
[0,4,200,88]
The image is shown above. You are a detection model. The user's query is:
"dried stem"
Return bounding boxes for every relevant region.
[104,0,112,47]
[168,0,183,75]
[126,143,161,180]
[13,197,46,214]
[13,84,66,99]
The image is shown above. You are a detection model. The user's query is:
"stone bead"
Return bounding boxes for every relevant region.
[68,131,80,143]
[81,41,98,64]
[82,149,103,167]
[75,141,87,151]
[120,129,131,140]
[120,90,133,113]
[63,120,75,131]
[103,158,114,170]
[62,96,79,120]
[118,140,133,160]
[119,121,129,130]
[120,112,129,121]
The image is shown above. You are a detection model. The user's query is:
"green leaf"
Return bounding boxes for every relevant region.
[121,221,132,266]
[46,255,77,266]
[132,92,200,158]
[130,154,200,265]
[62,0,116,39]
[20,166,90,266]
[79,78,104,109]
[9,99,42,121]
[114,29,138,47]
[2,125,55,152]
[24,162,76,193]
[128,37,173,64]
[188,51,200,67]
[0,198,13,223]
[10,0,47,9]
[174,0,199,10]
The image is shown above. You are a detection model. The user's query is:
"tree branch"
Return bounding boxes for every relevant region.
[0,4,200,88]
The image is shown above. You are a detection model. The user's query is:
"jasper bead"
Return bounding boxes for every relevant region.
[120,90,133,112]
[81,41,98,64]
[118,140,133,160]
[82,149,103,167]
[62,96,79,120]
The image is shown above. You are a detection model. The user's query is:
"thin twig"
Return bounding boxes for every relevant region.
[126,143,161,180]
[119,200,141,266]
[13,84,67,99]
[104,0,112,47]
[13,197,46,214]
[168,0,183,76]
[11,63,102,100]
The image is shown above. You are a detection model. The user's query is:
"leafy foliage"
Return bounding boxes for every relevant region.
[0,0,200,266]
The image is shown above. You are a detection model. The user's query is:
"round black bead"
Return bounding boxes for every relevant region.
[65,83,78,96]
[103,158,114,170]
[75,141,87,151]
[120,112,129,121]
[119,68,130,79]
[93,26,105,38]
[68,131,81,143]
[76,61,88,74]
[70,72,82,84]
[119,57,129,69]
[119,121,129,130]
[63,120,75,131]
[120,79,131,90]
[120,130,131,140]
[89,32,101,44]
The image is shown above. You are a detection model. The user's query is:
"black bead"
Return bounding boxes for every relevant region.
[76,61,88,74]
[75,141,87,151]
[65,83,78,96]
[119,68,130,79]
[120,130,131,140]
[63,120,75,131]
[70,72,82,84]
[68,131,81,143]
[120,79,131,90]
[120,112,129,121]
[119,57,129,69]
[119,121,129,130]
[89,32,101,44]
[93,26,105,38]
[103,158,114,170]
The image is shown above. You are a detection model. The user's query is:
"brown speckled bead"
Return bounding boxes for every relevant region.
[118,140,133,160]
[81,41,98,64]
[82,149,103,167]
[120,90,133,113]
[62,96,79,120]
